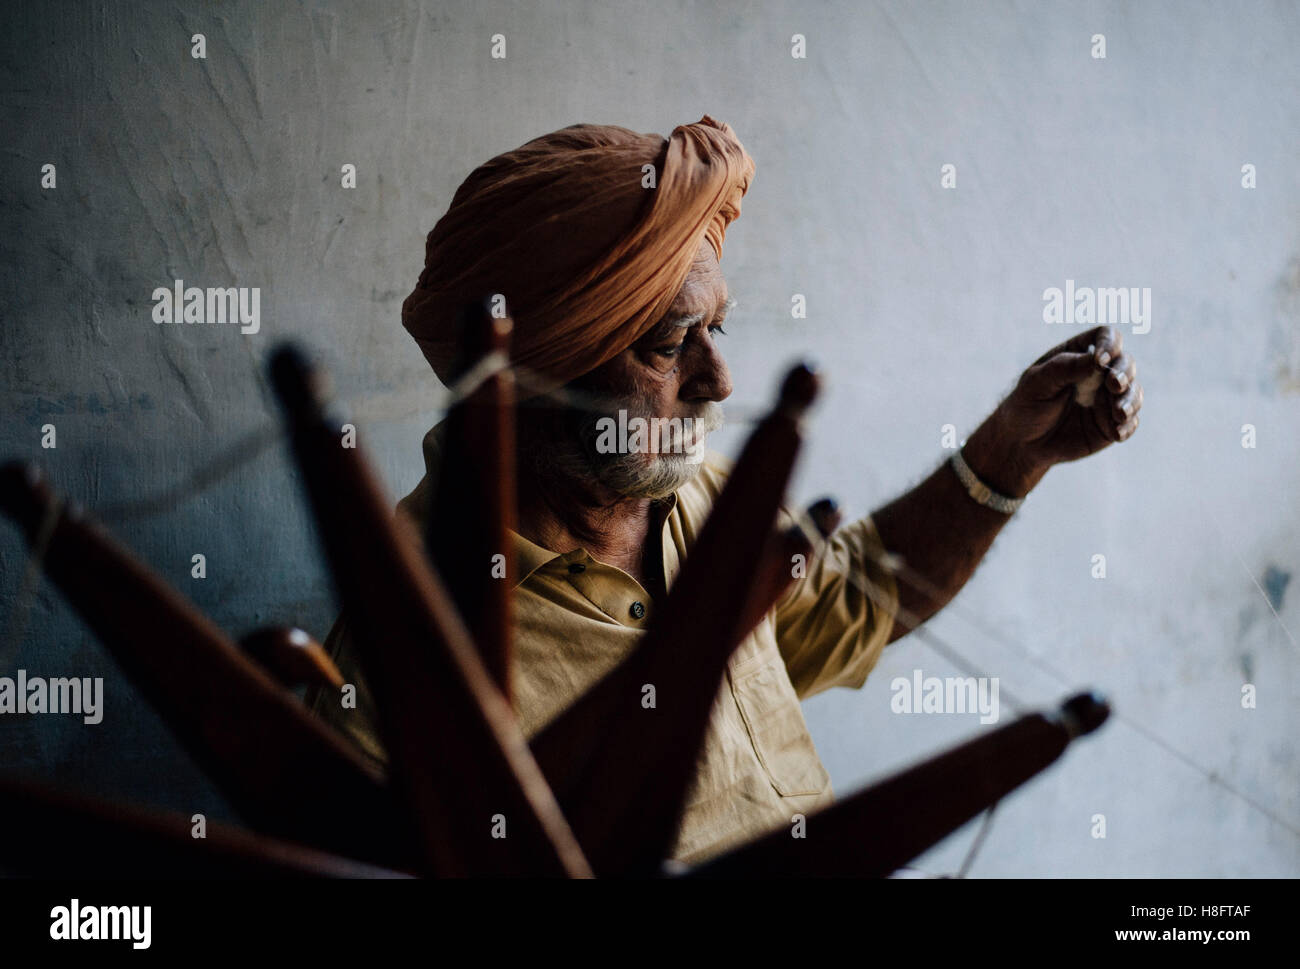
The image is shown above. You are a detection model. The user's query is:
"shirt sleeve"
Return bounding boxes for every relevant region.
[305,611,390,772]
[771,511,900,700]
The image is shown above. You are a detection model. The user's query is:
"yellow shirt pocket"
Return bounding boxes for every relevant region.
[730,654,832,797]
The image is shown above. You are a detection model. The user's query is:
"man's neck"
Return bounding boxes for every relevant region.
[517,466,666,596]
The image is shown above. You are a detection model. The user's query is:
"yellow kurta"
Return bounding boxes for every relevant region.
[308,424,899,867]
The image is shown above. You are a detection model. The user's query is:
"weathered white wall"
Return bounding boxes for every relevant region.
[1,0,1296,875]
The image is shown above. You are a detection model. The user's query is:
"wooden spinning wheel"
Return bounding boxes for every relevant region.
[0,302,1108,878]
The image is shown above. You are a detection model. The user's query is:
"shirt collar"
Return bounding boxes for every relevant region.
[506,492,678,589]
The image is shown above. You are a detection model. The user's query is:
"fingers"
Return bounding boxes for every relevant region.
[1023,350,1099,399]
[1024,325,1142,448]
[1096,326,1122,362]
[1094,350,1142,443]
[1100,404,1140,443]
[1109,375,1143,425]
[1024,337,1134,405]
[1103,351,1136,395]
[1116,411,1140,442]
[1033,325,1123,366]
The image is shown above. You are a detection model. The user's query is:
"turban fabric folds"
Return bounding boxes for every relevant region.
[401,115,755,394]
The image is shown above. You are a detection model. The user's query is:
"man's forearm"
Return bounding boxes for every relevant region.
[871,414,1047,644]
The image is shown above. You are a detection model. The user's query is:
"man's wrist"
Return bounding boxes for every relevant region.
[961,418,1046,500]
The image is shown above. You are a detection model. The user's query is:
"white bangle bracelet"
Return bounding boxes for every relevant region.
[949,449,1025,515]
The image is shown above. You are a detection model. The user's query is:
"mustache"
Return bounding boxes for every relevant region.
[579,399,725,455]
[615,399,726,434]
[684,401,725,436]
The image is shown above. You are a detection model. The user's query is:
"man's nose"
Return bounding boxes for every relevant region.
[684,335,733,403]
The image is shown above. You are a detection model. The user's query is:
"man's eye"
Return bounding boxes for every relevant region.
[651,324,725,358]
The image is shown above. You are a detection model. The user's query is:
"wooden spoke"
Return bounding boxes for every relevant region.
[0,773,409,878]
[269,346,590,878]
[0,463,412,871]
[240,627,346,693]
[425,299,517,703]
[689,692,1111,877]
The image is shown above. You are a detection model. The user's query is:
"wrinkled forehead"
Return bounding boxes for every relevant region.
[664,241,728,315]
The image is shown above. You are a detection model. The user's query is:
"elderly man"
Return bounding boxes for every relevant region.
[309,116,1142,866]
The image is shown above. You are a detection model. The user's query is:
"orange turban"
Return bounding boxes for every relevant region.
[401,115,755,394]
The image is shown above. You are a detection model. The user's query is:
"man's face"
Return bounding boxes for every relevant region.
[564,240,735,498]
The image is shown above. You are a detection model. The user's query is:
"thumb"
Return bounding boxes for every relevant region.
[1020,350,1103,399]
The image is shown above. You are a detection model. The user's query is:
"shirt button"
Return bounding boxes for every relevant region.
[629,601,646,619]
[568,562,586,574]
